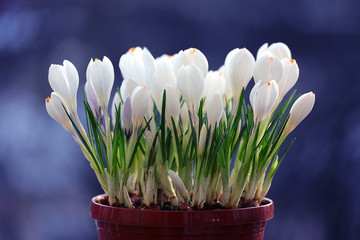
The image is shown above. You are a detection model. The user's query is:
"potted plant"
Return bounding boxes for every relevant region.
[45,43,315,240]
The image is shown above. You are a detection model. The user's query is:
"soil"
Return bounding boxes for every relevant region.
[109,192,264,211]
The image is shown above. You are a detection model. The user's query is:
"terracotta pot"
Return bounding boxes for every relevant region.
[90,194,274,240]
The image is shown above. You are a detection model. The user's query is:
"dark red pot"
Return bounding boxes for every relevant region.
[90,194,274,240]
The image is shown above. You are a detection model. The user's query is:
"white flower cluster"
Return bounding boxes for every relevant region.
[45,42,315,208]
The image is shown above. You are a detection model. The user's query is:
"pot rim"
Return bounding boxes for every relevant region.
[90,194,274,227]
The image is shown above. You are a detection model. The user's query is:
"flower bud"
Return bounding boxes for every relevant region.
[86,56,114,111]
[207,92,224,127]
[45,92,74,134]
[131,86,151,129]
[283,92,315,136]
[254,55,283,84]
[48,60,79,115]
[250,80,279,124]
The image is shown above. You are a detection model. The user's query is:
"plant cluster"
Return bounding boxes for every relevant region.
[46,43,315,209]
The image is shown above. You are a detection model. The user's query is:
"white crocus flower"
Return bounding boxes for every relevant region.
[85,81,100,119]
[224,48,255,102]
[202,71,225,104]
[207,92,224,127]
[250,80,279,125]
[149,58,177,111]
[48,60,79,115]
[86,57,114,113]
[173,48,208,77]
[177,64,204,118]
[45,92,74,134]
[254,55,283,84]
[111,92,121,128]
[131,86,151,129]
[120,79,139,101]
[162,84,180,126]
[121,96,133,135]
[277,59,299,102]
[283,92,315,136]
[119,47,156,87]
[256,42,291,60]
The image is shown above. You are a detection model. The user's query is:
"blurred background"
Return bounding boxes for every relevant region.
[0,0,359,239]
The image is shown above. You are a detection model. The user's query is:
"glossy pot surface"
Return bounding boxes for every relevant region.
[90,194,274,240]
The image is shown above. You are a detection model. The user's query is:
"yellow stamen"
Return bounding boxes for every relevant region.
[290,59,295,63]
[46,97,50,103]
[267,82,271,86]
[130,47,135,52]
[269,57,274,61]
[218,72,223,76]
[191,48,196,54]
[94,58,99,61]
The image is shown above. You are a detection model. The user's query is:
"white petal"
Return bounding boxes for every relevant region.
[176,65,204,114]
[227,48,255,99]
[256,43,269,59]
[285,92,315,134]
[254,55,283,83]
[207,92,223,127]
[149,58,176,110]
[85,81,100,118]
[268,42,291,60]
[278,59,299,100]
[121,96,133,134]
[87,57,114,110]
[163,84,180,125]
[131,86,150,128]
[120,79,139,100]
[251,80,279,123]
[174,48,208,77]
[48,62,79,113]
[202,71,225,100]
[45,92,73,133]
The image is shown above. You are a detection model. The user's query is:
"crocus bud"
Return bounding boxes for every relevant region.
[283,92,315,136]
[268,42,292,60]
[149,58,176,111]
[121,96,133,136]
[224,48,255,100]
[207,92,223,127]
[198,124,207,155]
[177,65,204,116]
[254,55,283,84]
[168,170,190,202]
[173,48,208,77]
[86,56,114,112]
[45,92,74,134]
[48,60,79,115]
[111,92,121,128]
[256,42,291,60]
[131,86,150,129]
[202,71,225,104]
[277,58,299,102]
[120,79,138,100]
[250,80,279,124]
[119,47,155,87]
[85,81,100,119]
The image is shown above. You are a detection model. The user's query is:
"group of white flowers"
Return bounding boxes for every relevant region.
[46,42,315,209]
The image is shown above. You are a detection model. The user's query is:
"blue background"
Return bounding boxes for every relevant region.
[0,0,359,239]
